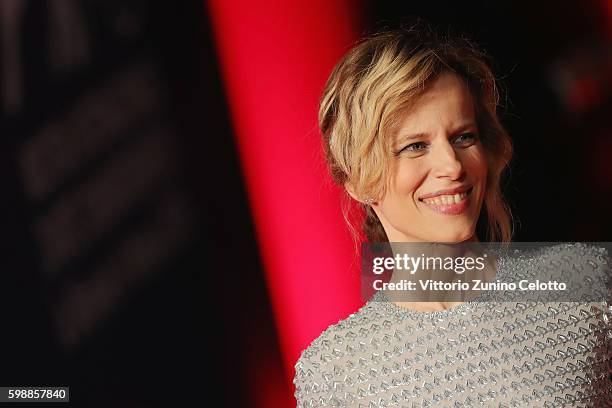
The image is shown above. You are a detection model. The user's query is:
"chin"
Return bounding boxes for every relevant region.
[432,228,474,243]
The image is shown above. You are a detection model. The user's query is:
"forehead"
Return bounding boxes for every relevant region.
[393,72,476,140]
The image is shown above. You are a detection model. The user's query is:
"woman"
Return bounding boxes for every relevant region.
[294,20,612,407]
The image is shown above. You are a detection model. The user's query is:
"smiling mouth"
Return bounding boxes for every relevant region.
[419,187,473,205]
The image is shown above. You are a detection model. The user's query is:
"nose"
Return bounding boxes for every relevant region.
[430,138,465,180]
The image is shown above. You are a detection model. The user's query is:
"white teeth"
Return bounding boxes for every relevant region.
[422,191,468,205]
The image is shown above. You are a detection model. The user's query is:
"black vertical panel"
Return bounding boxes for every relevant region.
[150,2,289,407]
[0,0,288,406]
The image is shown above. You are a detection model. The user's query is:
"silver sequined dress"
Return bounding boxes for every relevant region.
[294,243,612,407]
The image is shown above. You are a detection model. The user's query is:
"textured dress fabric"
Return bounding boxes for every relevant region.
[293,243,612,407]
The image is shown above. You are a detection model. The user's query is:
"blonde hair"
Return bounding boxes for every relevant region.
[319,20,514,244]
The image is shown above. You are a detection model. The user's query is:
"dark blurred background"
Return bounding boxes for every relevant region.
[0,0,610,407]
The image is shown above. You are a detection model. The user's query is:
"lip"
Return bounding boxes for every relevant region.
[418,186,473,215]
[418,185,472,200]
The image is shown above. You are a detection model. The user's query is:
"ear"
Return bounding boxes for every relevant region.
[344,181,360,202]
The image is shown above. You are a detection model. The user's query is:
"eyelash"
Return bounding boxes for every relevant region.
[396,133,478,155]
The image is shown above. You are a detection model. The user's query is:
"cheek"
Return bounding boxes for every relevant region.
[392,161,424,199]
[464,147,488,179]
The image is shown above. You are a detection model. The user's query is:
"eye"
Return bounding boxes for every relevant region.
[453,132,478,146]
[397,141,428,155]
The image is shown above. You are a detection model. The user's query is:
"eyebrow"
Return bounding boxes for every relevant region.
[395,122,478,145]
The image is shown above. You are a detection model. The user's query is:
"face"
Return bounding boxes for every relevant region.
[371,72,488,243]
